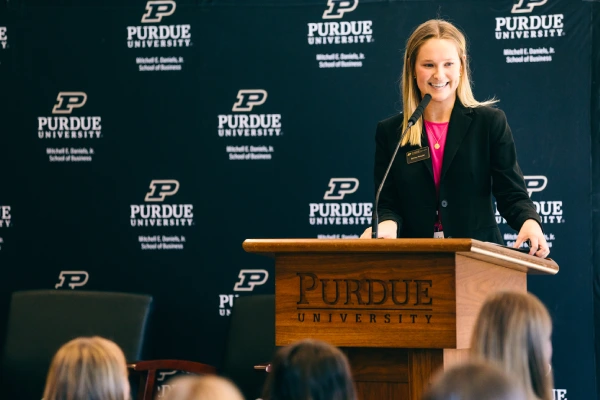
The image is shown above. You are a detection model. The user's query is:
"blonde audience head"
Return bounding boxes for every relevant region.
[471,291,554,400]
[161,375,244,400]
[42,336,130,400]
[423,361,527,400]
[262,339,356,400]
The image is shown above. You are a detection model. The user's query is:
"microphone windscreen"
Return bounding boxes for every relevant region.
[408,94,432,126]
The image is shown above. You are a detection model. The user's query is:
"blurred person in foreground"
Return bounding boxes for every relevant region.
[471,291,554,400]
[262,339,357,400]
[42,336,130,400]
[161,375,244,400]
[423,361,527,400]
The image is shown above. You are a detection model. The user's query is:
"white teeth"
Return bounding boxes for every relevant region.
[430,83,447,88]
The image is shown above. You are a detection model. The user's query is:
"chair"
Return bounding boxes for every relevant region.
[129,294,275,400]
[1,290,153,400]
[221,294,275,400]
[129,359,216,400]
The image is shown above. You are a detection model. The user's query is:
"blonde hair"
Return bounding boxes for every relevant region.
[401,19,497,146]
[43,336,130,400]
[162,375,244,400]
[471,291,554,400]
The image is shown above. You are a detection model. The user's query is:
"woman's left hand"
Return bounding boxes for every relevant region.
[514,219,550,258]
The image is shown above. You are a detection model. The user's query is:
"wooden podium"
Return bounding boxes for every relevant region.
[243,239,558,400]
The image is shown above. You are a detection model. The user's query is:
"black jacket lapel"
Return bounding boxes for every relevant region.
[441,100,473,182]
[421,127,434,180]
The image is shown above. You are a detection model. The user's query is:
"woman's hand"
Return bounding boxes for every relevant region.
[514,219,550,258]
[360,220,398,239]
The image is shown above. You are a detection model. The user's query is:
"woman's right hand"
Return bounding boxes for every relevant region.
[360,220,398,239]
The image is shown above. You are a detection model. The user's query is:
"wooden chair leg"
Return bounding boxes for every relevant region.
[136,370,147,400]
[144,370,157,400]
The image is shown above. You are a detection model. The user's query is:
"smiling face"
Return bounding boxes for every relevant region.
[414,38,463,111]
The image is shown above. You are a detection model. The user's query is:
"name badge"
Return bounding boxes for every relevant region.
[434,231,445,239]
[406,147,431,164]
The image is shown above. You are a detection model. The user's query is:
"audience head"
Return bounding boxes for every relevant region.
[262,339,357,400]
[423,361,528,400]
[42,336,130,400]
[162,375,244,400]
[471,291,553,400]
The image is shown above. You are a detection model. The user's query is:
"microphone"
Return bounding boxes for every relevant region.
[408,94,432,126]
[372,94,432,239]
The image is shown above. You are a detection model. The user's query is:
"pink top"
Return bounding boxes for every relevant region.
[424,120,449,195]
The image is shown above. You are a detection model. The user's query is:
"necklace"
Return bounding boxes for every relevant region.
[426,122,447,150]
[432,131,443,150]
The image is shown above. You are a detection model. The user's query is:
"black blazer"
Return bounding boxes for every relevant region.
[375,100,541,244]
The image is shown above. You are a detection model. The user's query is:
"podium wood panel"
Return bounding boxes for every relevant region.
[454,254,526,347]
[345,348,469,400]
[355,382,409,400]
[276,253,457,348]
[408,349,443,399]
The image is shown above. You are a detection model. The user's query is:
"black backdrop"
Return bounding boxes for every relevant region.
[0,0,598,399]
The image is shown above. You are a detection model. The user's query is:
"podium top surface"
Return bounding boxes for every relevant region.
[243,238,559,275]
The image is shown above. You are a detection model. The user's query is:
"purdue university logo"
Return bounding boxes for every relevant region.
[322,0,358,19]
[524,175,547,197]
[495,175,563,224]
[0,27,7,49]
[127,0,192,48]
[495,0,564,40]
[511,0,547,13]
[130,180,194,227]
[218,90,283,138]
[308,0,373,45]
[309,178,372,226]
[219,269,269,316]
[0,205,11,228]
[52,92,87,114]
[323,178,359,200]
[55,271,89,289]
[144,180,180,202]
[38,92,102,139]
[234,270,269,291]
[141,0,176,23]
[232,90,268,112]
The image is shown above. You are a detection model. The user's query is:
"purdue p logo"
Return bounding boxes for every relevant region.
[511,0,547,13]
[145,180,180,202]
[157,370,178,382]
[234,270,269,291]
[323,178,359,200]
[322,0,358,19]
[141,0,176,23]
[232,90,268,112]
[524,175,548,197]
[52,92,87,114]
[55,271,89,289]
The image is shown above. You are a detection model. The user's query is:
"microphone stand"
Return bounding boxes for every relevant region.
[371,122,414,239]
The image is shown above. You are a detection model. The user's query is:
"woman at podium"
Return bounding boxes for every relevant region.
[360,19,549,259]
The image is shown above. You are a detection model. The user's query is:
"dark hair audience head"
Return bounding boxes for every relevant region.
[423,361,527,400]
[262,339,356,400]
[471,290,554,400]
